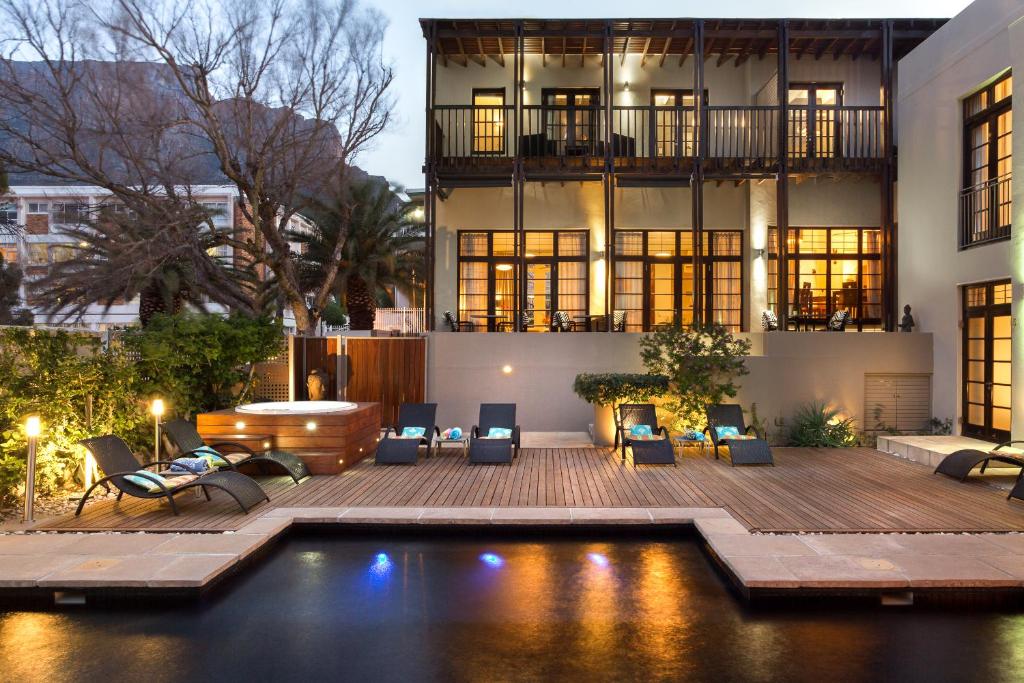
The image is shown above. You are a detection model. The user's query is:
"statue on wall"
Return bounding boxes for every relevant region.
[899,305,915,333]
[307,368,329,401]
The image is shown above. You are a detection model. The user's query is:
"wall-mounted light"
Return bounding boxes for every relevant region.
[754,248,765,258]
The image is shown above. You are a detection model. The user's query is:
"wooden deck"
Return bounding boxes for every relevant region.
[39,447,1024,534]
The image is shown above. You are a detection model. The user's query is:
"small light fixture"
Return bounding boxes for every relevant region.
[234,420,246,431]
[23,416,42,523]
[412,206,424,221]
[150,399,165,462]
[78,241,88,248]
[262,441,271,450]
[623,81,631,92]
[525,252,535,258]
[25,415,41,438]
[655,251,670,258]
[306,421,317,431]
[754,248,766,258]
[495,263,513,272]
[502,365,513,375]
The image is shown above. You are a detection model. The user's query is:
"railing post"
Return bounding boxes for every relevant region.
[692,19,705,328]
[776,20,791,329]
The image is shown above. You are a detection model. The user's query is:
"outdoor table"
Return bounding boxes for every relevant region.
[434,436,469,457]
[471,314,511,332]
[573,314,607,332]
[671,435,708,457]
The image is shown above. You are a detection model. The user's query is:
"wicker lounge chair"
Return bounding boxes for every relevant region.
[375,403,440,464]
[935,441,1024,501]
[469,403,520,464]
[615,404,675,466]
[76,435,269,516]
[162,419,310,483]
[704,404,774,466]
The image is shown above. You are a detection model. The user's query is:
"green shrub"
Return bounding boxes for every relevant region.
[638,324,750,432]
[572,373,669,409]
[123,312,282,419]
[0,328,147,506]
[787,402,858,447]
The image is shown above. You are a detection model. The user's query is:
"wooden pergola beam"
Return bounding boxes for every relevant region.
[679,36,693,66]
[658,21,676,67]
[716,37,735,66]
[581,35,587,66]
[621,34,629,65]
[640,36,652,66]
[541,36,546,67]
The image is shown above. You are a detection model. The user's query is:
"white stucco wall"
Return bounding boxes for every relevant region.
[897,0,1024,435]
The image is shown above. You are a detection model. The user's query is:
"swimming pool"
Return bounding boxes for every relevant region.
[2,533,1023,681]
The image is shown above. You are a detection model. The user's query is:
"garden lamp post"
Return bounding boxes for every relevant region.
[23,416,41,523]
[151,398,165,463]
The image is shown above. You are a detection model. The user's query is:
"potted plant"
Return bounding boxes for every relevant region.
[572,373,669,445]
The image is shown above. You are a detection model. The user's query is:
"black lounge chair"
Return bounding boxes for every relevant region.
[704,404,774,466]
[615,404,675,466]
[376,403,440,465]
[162,419,310,483]
[76,435,269,516]
[935,441,1024,501]
[469,403,520,464]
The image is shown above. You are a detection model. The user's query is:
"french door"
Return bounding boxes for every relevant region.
[542,88,600,156]
[788,83,843,159]
[962,280,1012,442]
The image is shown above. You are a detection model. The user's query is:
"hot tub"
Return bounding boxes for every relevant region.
[235,401,359,415]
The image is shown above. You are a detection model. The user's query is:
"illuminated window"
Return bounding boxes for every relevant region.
[472,89,506,156]
[962,72,1011,247]
[650,90,704,157]
[788,83,842,159]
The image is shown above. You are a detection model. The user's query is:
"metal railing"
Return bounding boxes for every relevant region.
[960,173,1012,248]
[374,307,426,334]
[430,103,887,167]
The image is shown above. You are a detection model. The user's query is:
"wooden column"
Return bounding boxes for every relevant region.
[776,20,791,328]
[881,20,897,331]
[514,23,526,331]
[692,20,705,327]
[424,21,437,330]
[604,21,615,332]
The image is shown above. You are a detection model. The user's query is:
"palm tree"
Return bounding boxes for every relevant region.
[32,202,262,326]
[293,180,425,330]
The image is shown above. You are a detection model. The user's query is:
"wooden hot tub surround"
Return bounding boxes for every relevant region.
[196,402,382,475]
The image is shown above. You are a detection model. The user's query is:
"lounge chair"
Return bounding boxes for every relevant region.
[76,435,269,516]
[704,404,774,466]
[375,402,440,464]
[469,403,520,464]
[162,419,310,483]
[935,441,1024,502]
[615,404,675,466]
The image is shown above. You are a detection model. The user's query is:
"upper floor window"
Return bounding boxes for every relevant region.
[961,72,1012,248]
[472,89,505,156]
[788,83,843,159]
[542,88,600,156]
[0,202,16,224]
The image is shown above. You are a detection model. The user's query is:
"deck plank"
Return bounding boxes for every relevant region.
[39,447,1024,534]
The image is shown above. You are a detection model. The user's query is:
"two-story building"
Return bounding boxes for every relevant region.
[419,18,944,336]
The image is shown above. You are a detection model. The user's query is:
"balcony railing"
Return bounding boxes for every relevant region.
[959,173,1012,248]
[430,103,887,170]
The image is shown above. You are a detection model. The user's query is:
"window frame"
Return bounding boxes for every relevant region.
[471,87,507,156]
[456,229,590,331]
[787,82,844,159]
[959,71,1012,248]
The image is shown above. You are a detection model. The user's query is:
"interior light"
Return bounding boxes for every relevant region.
[262,441,271,449]
[655,251,670,257]
[525,252,535,258]
[495,263,513,272]
[588,552,610,567]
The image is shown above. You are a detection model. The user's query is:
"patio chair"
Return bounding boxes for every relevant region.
[552,311,578,332]
[935,441,1024,500]
[443,310,474,332]
[375,403,440,465]
[704,404,774,466]
[827,309,851,331]
[615,404,675,466]
[76,435,269,516]
[498,311,534,332]
[162,419,310,483]
[612,310,627,332]
[469,403,520,464]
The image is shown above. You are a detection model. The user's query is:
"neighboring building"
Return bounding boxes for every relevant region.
[0,184,310,330]
[898,0,1022,442]
[419,18,943,335]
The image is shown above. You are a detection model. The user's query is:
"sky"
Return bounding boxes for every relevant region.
[361,0,973,189]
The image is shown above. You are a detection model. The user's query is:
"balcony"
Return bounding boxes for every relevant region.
[431,104,887,179]
[959,173,1012,248]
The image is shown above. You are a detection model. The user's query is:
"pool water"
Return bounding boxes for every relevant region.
[2,533,1024,682]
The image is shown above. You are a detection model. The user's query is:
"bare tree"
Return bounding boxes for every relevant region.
[99,0,394,333]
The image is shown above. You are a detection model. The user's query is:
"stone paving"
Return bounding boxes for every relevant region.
[3,505,1024,602]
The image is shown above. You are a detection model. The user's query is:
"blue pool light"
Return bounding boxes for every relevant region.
[587,552,610,567]
[369,552,393,577]
[479,552,504,567]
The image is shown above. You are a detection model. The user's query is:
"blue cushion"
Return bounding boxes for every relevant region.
[715,426,741,439]
[486,427,512,439]
[682,429,705,442]
[192,445,229,466]
[401,426,427,439]
[124,471,170,492]
[169,457,209,474]
[629,424,654,438]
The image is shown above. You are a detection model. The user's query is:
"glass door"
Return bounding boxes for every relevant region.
[788,83,842,159]
[962,280,1012,442]
[543,89,600,157]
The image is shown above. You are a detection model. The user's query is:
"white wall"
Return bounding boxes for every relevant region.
[897,0,1024,434]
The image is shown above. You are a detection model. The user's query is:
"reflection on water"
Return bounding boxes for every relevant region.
[1,535,1024,682]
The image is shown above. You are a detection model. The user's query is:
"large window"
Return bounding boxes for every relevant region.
[613,230,743,333]
[768,227,882,330]
[472,88,505,155]
[457,230,588,331]
[961,72,1011,247]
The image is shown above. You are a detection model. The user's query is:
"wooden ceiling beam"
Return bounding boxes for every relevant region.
[562,36,567,68]
[658,21,676,67]
[716,37,736,66]
[640,36,652,67]
[679,36,692,66]
[495,35,505,67]
[621,34,629,65]
[581,35,587,67]
[541,36,546,67]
